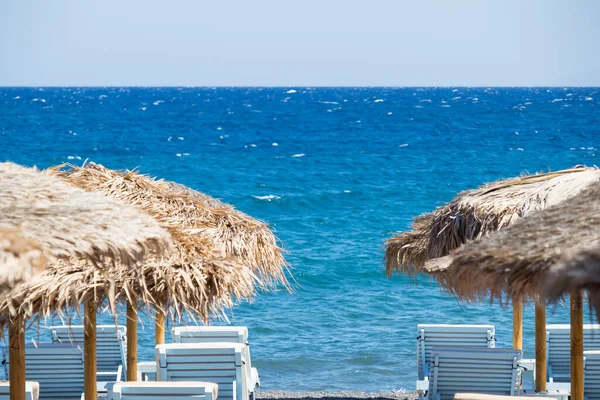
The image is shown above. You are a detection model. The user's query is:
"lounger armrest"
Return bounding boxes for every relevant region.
[249,367,260,390]
[517,358,535,372]
[97,369,121,383]
[547,363,554,382]
[416,378,429,396]
[137,361,157,381]
[232,379,237,400]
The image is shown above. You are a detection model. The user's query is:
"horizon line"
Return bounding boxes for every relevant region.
[1,85,600,89]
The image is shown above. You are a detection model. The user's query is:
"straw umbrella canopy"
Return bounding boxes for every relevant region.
[431,182,600,400]
[45,162,290,380]
[385,166,600,279]
[0,228,47,293]
[426,181,600,303]
[384,166,600,395]
[0,162,173,400]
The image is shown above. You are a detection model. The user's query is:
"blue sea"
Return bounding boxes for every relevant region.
[1,87,599,392]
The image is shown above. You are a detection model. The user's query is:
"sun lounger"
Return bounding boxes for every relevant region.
[423,347,522,400]
[156,343,248,400]
[112,381,218,400]
[546,324,600,386]
[416,324,496,394]
[2,344,84,400]
[51,324,126,381]
[172,326,260,391]
[0,381,40,400]
[584,350,600,400]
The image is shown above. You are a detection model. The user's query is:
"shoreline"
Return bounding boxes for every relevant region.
[257,391,418,400]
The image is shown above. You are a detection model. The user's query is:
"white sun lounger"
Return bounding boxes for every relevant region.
[112,381,218,400]
[546,324,600,387]
[416,324,496,394]
[156,343,248,400]
[0,381,40,400]
[584,350,600,400]
[2,344,84,400]
[51,324,126,381]
[172,326,260,391]
[424,347,522,400]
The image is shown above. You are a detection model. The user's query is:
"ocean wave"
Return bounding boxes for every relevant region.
[252,194,281,201]
[286,89,297,94]
[292,153,305,158]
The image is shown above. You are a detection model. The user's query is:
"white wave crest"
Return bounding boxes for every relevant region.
[252,195,281,201]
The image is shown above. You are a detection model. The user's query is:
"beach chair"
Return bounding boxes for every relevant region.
[2,344,84,400]
[50,324,126,381]
[172,326,260,391]
[156,343,248,400]
[584,350,600,400]
[416,324,496,392]
[0,381,40,400]
[112,381,218,400]
[423,347,522,400]
[546,324,600,386]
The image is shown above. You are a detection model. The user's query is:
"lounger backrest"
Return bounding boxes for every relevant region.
[156,343,246,400]
[417,324,496,380]
[172,326,248,345]
[51,324,127,379]
[429,347,522,400]
[547,324,600,381]
[0,381,40,400]
[584,350,600,398]
[3,344,84,400]
[172,326,254,383]
[112,381,218,400]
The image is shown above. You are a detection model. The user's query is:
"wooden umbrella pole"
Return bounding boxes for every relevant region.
[126,303,138,381]
[513,300,523,350]
[571,291,584,400]
[535,303,547,392]
[155,312,165,346]
[9,318,26,400]
[84,300,98,400]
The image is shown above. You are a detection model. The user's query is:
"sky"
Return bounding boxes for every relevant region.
[1,0,599,86]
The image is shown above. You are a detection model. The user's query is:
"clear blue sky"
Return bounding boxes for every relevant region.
[1,0,599,86]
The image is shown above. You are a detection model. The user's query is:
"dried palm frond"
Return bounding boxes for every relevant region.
[0,228,47,293]
[385,166,600,279]
[40,162,289,322]
[440,182,600,302]
[0,162,173,326]
[0,162,172,268]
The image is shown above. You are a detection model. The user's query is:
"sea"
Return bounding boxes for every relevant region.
[0,87,599,392]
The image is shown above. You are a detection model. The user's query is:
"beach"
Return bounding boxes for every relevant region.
[5,87,599,392]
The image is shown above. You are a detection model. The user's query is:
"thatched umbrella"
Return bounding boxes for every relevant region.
[46,162,290,380]
[0,162,173,400]
[431,182,600,400]
[384,166,600,393]
[0,228,47,293]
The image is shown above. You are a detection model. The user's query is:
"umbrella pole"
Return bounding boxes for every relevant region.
[535,303,547,392]
[9,318,26,400]
[84,300,98,400]
[571,291,584,400]
[126,303,138,381]
[513,300,523,350]
[155,312,165,345]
